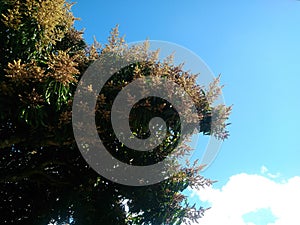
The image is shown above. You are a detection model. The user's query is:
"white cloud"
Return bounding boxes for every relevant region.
[267,172,281,179]
[189,172,300,225]
[260,165,269,174]
[260,165,281,179]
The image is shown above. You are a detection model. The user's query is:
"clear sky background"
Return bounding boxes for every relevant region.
[72,1,300,224]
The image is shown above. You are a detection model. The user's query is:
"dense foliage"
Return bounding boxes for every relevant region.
[0,0,231,224]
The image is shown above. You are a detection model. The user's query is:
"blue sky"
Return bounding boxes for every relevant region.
[72,1,300,224]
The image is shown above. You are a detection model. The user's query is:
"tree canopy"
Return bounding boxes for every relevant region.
[0,0,231,224]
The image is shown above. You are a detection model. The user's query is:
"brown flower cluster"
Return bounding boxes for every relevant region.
[19,88,44,107]
[48,50,79,85]
[1,0,76,48]
[5,59,45,84]
[1,0,22,30]
[5,51,80,86]
[31,0,75,47]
